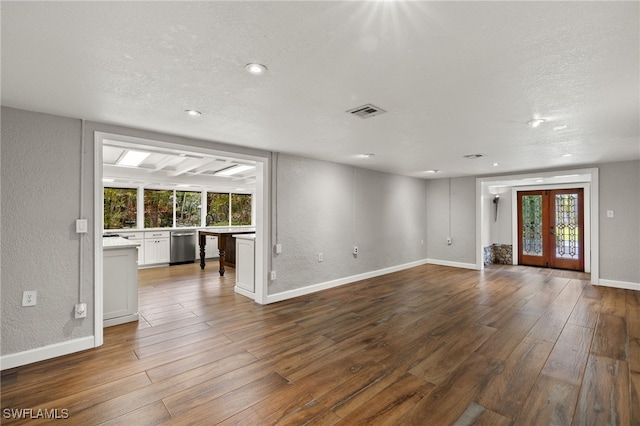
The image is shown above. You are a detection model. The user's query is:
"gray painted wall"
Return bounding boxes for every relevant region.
[270,154,428,294]
[1,107,94,355]
[426,160,640,284]
[426,177,476,265]
[599,160,640,283]
[1,106,638,363]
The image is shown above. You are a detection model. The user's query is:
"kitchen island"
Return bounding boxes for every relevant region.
[198,227,256,276]
[103,236,140,327]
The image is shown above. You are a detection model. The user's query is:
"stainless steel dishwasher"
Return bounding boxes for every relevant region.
[170,231,196,264]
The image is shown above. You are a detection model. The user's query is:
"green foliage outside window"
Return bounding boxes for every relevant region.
[231,194,252,226]
[206,193,229,226]
[104,188,251,229]
[104,187,137,229]
[144,189,173,228]
[176,191,201,227]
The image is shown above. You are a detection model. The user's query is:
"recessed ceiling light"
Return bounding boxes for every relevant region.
[492,162,500,167]
[553,125,568,131]
[185,110,202,116]
[463,154,486,159]
[117,150,150,167]
[561,153,573,157]
[425,170,440,173]
[245,63,267,75]
[527,118,545,128]
[362,153,375,159]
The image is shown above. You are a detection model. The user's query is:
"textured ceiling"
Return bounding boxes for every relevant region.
[2,1,639,178]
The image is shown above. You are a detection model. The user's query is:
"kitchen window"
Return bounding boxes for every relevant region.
[144,189,173,228]
[104,188,252,229]
[104,187,137,229]
[231,194,252,226]
[206,193,230,226]
[205,192,252,227]
[175,190,201,228]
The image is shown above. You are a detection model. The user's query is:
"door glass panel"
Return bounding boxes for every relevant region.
[522,195,543,256]
[555,193,580,259]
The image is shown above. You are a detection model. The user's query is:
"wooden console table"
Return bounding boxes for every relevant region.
[199,228,256,276]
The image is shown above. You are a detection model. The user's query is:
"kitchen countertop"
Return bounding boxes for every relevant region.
[103,236,141,250]
[233,234,256,240]
[104,226,255,235]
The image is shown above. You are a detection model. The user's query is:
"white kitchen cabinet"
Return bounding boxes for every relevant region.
[118,231,144,265]
[103,238,139,327]
[234,234,255,298]
[144,231,170,265]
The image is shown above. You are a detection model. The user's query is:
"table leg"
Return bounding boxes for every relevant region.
[218,236,226,276]
[199,234,206,269]
[219,249,226,276]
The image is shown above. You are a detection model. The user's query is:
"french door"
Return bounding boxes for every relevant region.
[517,189,584,271]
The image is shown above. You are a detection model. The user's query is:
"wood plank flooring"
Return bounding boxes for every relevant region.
[2,263,638,424]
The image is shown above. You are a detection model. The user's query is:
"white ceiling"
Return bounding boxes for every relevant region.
[2,1,639,179]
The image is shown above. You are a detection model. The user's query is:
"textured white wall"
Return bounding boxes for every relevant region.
[489,189,513,245]
[426,177,476,265]
[599,160,640,283]
[270,154,427,294]
[1,107,94,355]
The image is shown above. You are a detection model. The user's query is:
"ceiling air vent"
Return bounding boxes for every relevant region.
[346,104,387,119]
[463,154,486,159]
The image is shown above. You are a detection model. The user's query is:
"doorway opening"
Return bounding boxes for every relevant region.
[476,168,598,283]
[93,130,270,347]
[517,188,585,271]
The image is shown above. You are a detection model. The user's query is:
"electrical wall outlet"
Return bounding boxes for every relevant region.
[75,303,87,319]
[22,291,37,307]
[318,253,323,262]
[447,237,452,245]
[270,271,277,280]
[275,244,282,254]
[353,246,358,255]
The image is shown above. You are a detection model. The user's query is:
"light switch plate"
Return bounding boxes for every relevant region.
[76,219,88,233]
[606,210,614,218]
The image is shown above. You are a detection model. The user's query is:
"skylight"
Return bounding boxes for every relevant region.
[117,150,150,167]
[216,164,255,176]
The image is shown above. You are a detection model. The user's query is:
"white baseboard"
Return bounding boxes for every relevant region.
[596,279,640,291]
[0,336,96,371]
[234,286,255,301]
[426,258,479,270]
[103,313,139,328]
[266,259,430,304]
